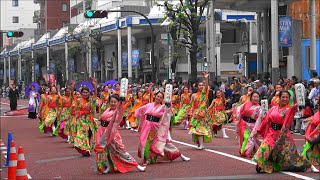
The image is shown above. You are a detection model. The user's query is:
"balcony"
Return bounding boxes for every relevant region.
[33,10,45,23]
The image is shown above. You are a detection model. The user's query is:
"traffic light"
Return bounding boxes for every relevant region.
[6,31,24,38]
[233,54,240,64]
[203,57,208,67]
[84,10,108,18]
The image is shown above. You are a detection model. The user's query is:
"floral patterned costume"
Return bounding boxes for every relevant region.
[74,97,98,156]
[57,95,74,139]
[188,90,212,144]
[302,112,320,166]
[99,91,109,119]
[135,103,181,164]
[127,97,143,128]
[142,92,154,105]
[174,93,191,125]
[43,94,59,133]
[270,95,280,108]
[236,101,261,157]
[253,105,310,173]
[210,97,227,131]
[94,106,139,174]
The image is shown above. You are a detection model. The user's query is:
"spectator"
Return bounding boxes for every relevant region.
[8,84,19,111]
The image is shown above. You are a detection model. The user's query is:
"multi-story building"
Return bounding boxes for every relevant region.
[33,0,70,36]
[70,0,152,24]
[0,0,39,50]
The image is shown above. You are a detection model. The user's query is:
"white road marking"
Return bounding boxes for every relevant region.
[172,139,315,180]
[1,115,28,118]
[225,128,236,132]
[0,102,26,107]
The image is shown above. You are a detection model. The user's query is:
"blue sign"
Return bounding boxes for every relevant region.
[69,58,75,72]
[35,64,40,76]
[132,50,139,67]
[92,55,100,70]
[49,63,55,72]
[122,50,140,67]
[237,63,242,70]
[122,51,128,67]
[279,16,292,47]
[10,68,15,77]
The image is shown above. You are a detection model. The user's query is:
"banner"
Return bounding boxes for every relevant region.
[279,16,292,47]
[92,55,100,70]
[122,51,128,67]
[49,62,55,73]
[122,50,140,67]
[35,64,40,76]
[10,68,15,77]
[132,50,139,67]
[69,58,75,72]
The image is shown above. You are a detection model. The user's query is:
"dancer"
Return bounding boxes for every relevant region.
[94,94,146,174]
[236,91,261,157]
[188,72,212,149]
[74,79,98,156]
[142,84,154,105]
[28,85,39,119]
[57,83,75,141]
[38,86,49,127]
[174,86,192,129]
[238,86,253,105]
[302,99,320,173]
[43,86,60,136]
[127,90,143,131]
[122,88,133,129]
[253,91,310,173]
[209,90,229,138]
[135,91,190,164]
[270,84,283,108]
[99,86,110,118]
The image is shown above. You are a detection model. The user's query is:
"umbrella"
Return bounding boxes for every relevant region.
[25,82,39,97]
[103,80,118,90]
[76,81,94,92]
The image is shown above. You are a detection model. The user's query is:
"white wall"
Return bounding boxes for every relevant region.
[0,0,39,31]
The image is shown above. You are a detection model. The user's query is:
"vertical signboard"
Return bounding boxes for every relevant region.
[279,16,292,47]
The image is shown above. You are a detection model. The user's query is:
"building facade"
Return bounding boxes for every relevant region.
[33,0,70,36]
[0,0,39,49]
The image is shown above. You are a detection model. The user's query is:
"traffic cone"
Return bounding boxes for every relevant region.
[8,140,17,180]
[16,146,28,180]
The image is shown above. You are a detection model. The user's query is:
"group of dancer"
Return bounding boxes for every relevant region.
[24,72,319,175]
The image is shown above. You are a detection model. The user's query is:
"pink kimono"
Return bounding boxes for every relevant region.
[94,105,139,174]
[135,103,181,164]
[236,101,261,157]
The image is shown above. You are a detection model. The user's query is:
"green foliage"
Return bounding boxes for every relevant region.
[163,0,210,81]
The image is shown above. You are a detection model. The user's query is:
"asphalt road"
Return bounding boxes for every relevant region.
[0,98,319,180]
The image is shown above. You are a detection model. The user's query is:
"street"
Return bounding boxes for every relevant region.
[0,99,319,180]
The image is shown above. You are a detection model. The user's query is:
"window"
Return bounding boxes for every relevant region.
[13,16,19,23]
[12,0,18,7]
[62,3,67,12]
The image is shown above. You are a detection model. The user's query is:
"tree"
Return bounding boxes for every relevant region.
[163,0,210,82]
